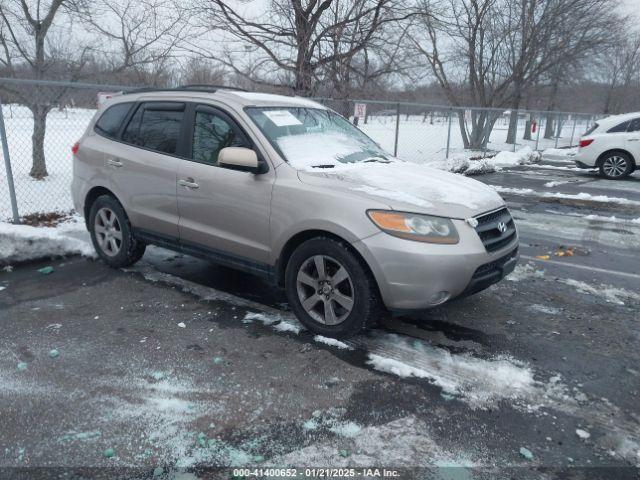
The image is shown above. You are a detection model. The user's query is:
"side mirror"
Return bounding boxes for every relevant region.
[218,147,265,173]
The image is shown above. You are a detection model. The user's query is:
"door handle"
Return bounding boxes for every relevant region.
[106,158,123,168]
[627,138,640,142]
[178,178,199,189]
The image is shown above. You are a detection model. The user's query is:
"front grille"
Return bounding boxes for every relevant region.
[474,207,517,252]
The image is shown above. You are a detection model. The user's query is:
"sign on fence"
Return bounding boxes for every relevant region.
[354,103,367,120]
[97,92,121,107]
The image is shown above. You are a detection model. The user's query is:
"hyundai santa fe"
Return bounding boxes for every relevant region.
[72,85,519,338]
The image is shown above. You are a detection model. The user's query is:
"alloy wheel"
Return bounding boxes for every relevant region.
[94,207,123,257]
[296,255,354,325]
[602,156,628,178]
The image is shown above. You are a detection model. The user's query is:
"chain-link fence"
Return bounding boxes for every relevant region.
[1,77,599,222]
[314,98,597,163]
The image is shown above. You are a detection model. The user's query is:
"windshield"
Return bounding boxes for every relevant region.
[245,107,389,169]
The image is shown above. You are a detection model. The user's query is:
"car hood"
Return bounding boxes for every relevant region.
[297,161,505,219]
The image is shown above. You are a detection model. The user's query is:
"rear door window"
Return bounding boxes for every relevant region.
[628,118,640,132]
[607,121,630,133]
[122,102,185,155]
[94,102,134,138]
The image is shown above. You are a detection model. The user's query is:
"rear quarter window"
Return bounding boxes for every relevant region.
[94,102,134,138]
[584,123,599,136]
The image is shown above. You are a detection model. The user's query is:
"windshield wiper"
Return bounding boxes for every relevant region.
[362,156,391,164]
[309,164,336,169]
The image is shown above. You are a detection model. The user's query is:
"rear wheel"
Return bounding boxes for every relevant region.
[285,237,382,339]
[599,152,633,179]
[88,195,146,268]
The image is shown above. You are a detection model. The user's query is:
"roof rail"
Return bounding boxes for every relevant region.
[178,84,248,92]
[123,84,247,95]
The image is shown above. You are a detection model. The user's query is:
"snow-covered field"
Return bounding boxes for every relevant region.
[0,104,586,220]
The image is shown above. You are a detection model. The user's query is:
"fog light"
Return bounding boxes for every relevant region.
[429,291,450,305]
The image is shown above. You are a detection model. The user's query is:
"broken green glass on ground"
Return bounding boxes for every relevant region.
[48,349,60,358]
[38,266,54,275]
[103,447,115,458]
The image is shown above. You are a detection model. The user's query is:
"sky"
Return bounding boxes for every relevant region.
[621,0,639,18]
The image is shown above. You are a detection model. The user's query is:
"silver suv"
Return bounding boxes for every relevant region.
[72,86,518,338]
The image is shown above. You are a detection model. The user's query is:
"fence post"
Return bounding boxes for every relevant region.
[445,109,453,159]
[482,109,491,157]
[569,115,578,148]
[535,113,542,151]
[513,110,518,152]
[0,98,20,223]
[393,102,400,157]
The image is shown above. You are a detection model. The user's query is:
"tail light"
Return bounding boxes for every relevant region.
[579,139,594,148]
[71,141,80,155]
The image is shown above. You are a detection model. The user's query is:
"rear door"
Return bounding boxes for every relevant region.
[109,101,186,239]
[177,104,275,270]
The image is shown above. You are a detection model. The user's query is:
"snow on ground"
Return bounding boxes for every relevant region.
[270,416,479,468]
[1,105,94,219]
[542,147,578,160]
[365,333,540,410]
[313,335,353,350]
[558,279,639,306]
[507,263,545,282]
[0,216,93,265]
[493,186,640,206]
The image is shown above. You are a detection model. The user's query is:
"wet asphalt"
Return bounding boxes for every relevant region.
[0,157,639,479]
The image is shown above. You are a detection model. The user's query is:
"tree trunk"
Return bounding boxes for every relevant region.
[506,110,518,145]
[30,105,49,179]
[544,115,555,139]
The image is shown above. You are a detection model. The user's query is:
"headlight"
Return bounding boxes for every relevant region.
[367,210,459,244]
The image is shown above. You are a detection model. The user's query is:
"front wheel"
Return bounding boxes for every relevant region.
[285,237,383,339]
[599,152,633,179]
[88,195,146,268]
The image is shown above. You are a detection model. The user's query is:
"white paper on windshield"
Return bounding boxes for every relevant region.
[263,110,303,127]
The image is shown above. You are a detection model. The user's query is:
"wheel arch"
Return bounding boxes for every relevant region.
[84,186,121,228]
[275,230,378,292]
[596,149,636,169]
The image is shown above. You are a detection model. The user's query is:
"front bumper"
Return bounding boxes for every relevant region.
[353,217,519,310]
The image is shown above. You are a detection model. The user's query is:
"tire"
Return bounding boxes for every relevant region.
[285,237,383,339]
[599,151,634,179]
[88,194,146,268]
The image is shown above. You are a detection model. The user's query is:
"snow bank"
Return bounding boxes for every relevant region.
[542,147,578,158]
[0,218,94,264]
[442,146,540,175]
[489,146,542,167]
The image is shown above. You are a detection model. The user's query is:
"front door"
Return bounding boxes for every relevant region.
[177,104,275,270]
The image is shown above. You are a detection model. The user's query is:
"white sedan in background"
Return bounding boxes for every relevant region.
[575,112,640,179]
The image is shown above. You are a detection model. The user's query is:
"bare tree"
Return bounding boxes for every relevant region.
[0,0,88,179]
[193,0,411,96]
[72,0,187,86]
[414,0,618,150]
[596,33,640,114]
